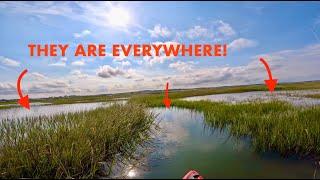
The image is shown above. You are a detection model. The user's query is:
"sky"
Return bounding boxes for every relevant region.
[0,1,320,99]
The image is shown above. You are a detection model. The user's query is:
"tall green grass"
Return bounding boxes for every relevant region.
[0,103,155,178]
[173,100,320,157]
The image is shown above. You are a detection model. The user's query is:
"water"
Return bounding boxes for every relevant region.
[126,107,317,179]
[0,102,120,120]
[183,90,320,106]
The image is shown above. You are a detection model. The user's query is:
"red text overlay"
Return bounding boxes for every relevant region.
[28,43,228,58]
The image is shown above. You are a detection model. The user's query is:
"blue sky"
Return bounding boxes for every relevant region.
[0,2,320,99]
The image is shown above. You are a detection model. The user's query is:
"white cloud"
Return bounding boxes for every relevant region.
[148,24,172,38]
[49,57,67,67]
[216,20,236,37]
[168,44,320,88]
[228,38,257,51]
[123,68,140,79]
[73,29,91,38]
[0,56,20,67]
[71,60,86,66]
[176,25,214,40]
[96,65,142,80]
[253,44,320,82]
[35,81,69,89]
[70,70,89,79]
[0,82,15,94]
[175,21,235,42]
[186,26,212,39]
[30,72,47,80]
[169,61,194,72]
[0,82,15,89]
[145,55,175,66]
[121,61,131,67]
[96,65,125,78]
[28,80,70,94]
[48,62,66,67]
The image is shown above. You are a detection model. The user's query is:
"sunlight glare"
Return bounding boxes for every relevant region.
[107,7,131,28]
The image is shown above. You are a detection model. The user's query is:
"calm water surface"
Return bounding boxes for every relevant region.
[0,102,122,120]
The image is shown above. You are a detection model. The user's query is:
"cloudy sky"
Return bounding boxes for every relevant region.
[1,2,320,99]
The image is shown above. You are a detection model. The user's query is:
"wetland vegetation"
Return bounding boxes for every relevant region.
[0,103,155,178]
[1,80,320,178]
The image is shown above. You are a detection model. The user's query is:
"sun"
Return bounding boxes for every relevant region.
[107,7,131,28]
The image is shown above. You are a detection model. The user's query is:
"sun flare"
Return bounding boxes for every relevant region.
[107,7,131,28]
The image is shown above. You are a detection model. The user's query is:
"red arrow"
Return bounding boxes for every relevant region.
[163,82,171,108]
[260,58,278,92]
[17,69,30,110]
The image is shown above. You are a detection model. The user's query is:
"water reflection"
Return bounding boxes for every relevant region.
[133,107,317,179]
[126,166,138,178]
[0,101,125,120]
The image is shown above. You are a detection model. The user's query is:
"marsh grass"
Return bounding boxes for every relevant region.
[175,100,320,156]
[0,105,15,110]
[0,103,155,178]
[305,94,320,99]
[131,94,320,158]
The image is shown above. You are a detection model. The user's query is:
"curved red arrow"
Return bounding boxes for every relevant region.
[163,82,171,108]
[17,69,30,110]
[260,58,278,92]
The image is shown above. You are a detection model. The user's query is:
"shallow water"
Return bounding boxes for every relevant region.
[183,90,320,106]
[124,107,318,179]
[0,102,122,120]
